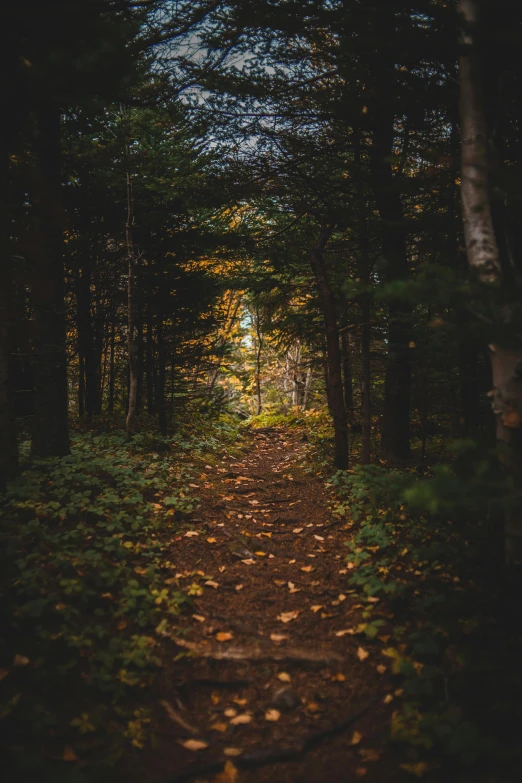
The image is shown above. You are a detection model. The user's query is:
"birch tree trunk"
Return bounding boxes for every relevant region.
[459,0,522,566]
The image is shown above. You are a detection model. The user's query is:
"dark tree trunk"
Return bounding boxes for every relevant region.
[30,102,70,458]
[78,354,85,417]
[125,164,139,435]
[370,109,412,460]
[341,331,354,425]
[75,257,100,417]
[310,227,349,469]
[146,294,155,414]
[108,317,115,414]
[156,305,167,436]
[0,149,18,487]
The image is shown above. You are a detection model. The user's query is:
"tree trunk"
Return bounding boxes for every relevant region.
[0,147,18,487]
[369,33,412,460]
[108,317,115,414]
[156,308,167,436]
[302,366,313,411]
[125,164,139,435]
[354,129,372,464]
[341,331,354,424]
[30,102,70,458]
[459,0,522,566]
[310,227,349,469]
[254,309,263,415]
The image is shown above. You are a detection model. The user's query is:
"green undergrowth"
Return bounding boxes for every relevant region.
[329,461,522,782]
[0,415,242,779]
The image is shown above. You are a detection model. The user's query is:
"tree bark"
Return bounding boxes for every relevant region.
[369,27,412,460]
[254,308,263,415]
[341,331,354,425]
[30,102,70,458]
[310,227,349,469]
[0,147,18,487]
[459,0,522,566]
[125,164,139,435]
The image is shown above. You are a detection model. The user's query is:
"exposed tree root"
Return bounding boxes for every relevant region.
[171,637,344,664]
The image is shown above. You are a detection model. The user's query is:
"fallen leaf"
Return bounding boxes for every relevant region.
[277,672,291,682]
[13,654,29,667]
[0,669,8,682]
[313,534,325,541]
[207,537,217,543]
[311,605,323,613]
[376,664,387,674]
[306,701,320,713]
[235,584,244,591]
[255,551,267,557]
[335,629,354,637]
[357,647,370,661]
[233,698,247,706]
[384,694,393,704]
[241,558,255,565]
[224,748,243,757]
[292,528,303,534]
[359,748,381,762]
[205,581,219,589]
[184,531,199,537]
[181,739,208,751]
[210,722,228,732]
[338,594,347,602]
[366,596,380,603]
[288,559,296,564]
[332,673,346,682]
[63,746,78,762]
[278,611,300,623]
[265,709,280,722]
[229,713,252,725]
[355,767,368,777]
[219,566,226,572]
[270,633,287,642]
[216,632,233,642]
[215,760,238,783]
[224,708,237,717]
[193,614,206,623]
[400,762,429,777]
[301,566,313,573]
[351,731,363,746]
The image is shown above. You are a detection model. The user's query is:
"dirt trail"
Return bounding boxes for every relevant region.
[124,428,398,783]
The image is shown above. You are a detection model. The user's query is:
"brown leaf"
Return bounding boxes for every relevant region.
[311,605,323,613]
[181,739,208,751]
[301,565,313,573]
[270,633,287,642]
[205,581,219,589]
[193,614,206,623]
[277,672,291,682]
[224,708,237,717]
[278,611,300,623]
[216,632,233,642]
[357,647,370,661]
[292,528,303,534]
[265,709,281,722]
[359,748,381,762]
[13,654,30,667]
[224,748,243,757]
[241,558,255,565]
[207,537,217,543]
[355,767,368,777]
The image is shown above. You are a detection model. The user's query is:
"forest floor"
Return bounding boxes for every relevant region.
[119,427,414,783]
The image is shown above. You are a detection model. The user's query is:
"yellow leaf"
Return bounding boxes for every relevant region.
[400,762,429,777]
[63,746,78,762]
[207,537,217,543]
[215,760,238,783]
[301,565,313,573]
[265,709,280,722]
[357,647,370,661]
[277,672,291,682]
[255,551,267,557]
[181,739,208,751]
[332,673,346,682]
[210,722,228,732]
[224,748,243,757]
[384,693,393,704]
[270,633,287,642]
[351,731,363,745]
[224,708,237,717]
[192,614,206,623]
[184,531,199,537]
[216,632,233,642]
[13,654,29,667]
[229,713,252,725]
[205,581,219,589]
[292,528,303,533]
[311,605,323,613]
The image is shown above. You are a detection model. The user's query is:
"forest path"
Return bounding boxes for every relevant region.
[124,428,398,783]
